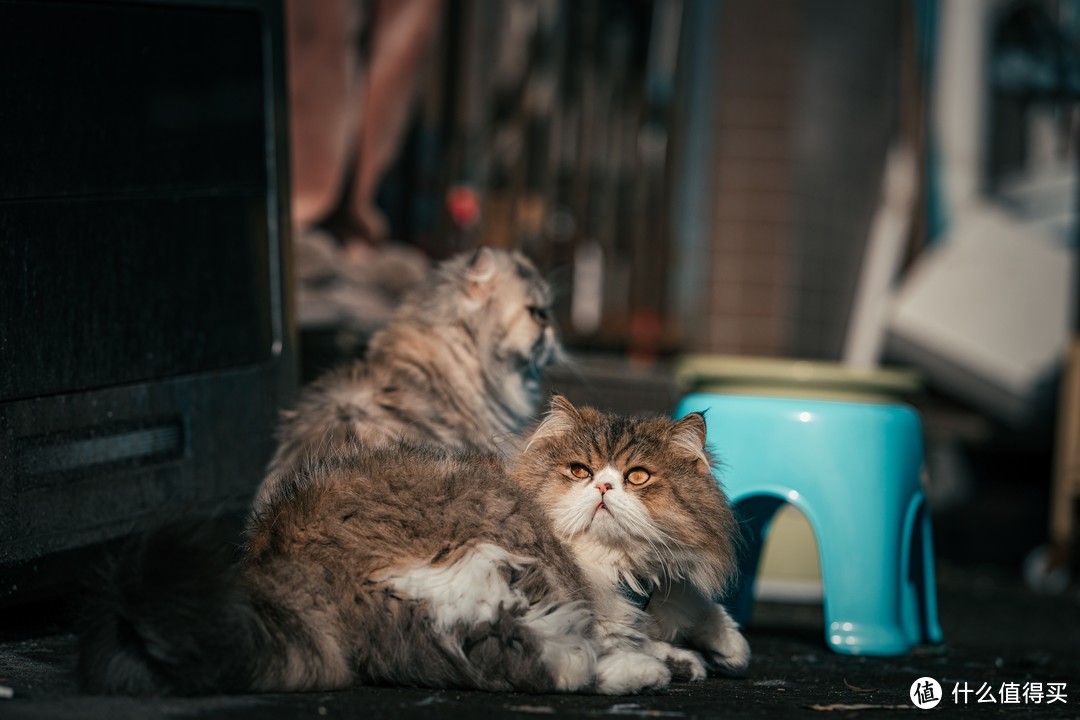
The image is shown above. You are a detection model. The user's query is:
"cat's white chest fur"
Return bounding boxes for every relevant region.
[571,542,648,613]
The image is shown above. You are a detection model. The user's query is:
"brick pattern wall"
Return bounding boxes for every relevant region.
[699,0,800,356]
[694,0,900,360]
[788,0,900,359]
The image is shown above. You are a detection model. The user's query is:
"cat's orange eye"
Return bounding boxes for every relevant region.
[568,463,592,479]
[625,468,651,485]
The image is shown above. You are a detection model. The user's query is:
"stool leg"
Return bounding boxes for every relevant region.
[901,494,943,646]
[816,500,911,656]
[917,506,944,644]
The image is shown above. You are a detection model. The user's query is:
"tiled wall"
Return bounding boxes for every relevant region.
[788,0,900,360]
[700,0,799,356]
[697,0,900,360]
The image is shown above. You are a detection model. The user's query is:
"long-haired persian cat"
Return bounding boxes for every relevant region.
[514,396,750,693]
[79,398,748,696]
[254,246,560,511]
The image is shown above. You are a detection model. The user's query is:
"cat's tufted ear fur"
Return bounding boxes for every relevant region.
[465,247,496,300]
[547,393,580,419]
[670,412,710,471]
[526,394,580,449]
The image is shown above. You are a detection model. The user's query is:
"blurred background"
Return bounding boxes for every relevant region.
[291,0,1079,594]
[0,0,1077,615]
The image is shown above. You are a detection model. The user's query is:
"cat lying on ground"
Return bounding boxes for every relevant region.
[79,398,749,696]
[78,248,748,695]
[514,396,750,692]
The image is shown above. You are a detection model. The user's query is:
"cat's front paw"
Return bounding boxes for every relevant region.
[596,651,671,695]
[704,624,751,676]
[656,644,707,683]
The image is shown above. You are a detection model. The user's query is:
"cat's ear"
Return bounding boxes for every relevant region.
[671,412,710,471]
[465,246,496,300]
[525,393,579,449]
[548,393,580,418]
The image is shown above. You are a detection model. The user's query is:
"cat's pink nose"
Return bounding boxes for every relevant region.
[595,482,612,495]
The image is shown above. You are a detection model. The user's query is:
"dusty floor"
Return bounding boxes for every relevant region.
[3,352,1076,717]
[1,561,1077,719]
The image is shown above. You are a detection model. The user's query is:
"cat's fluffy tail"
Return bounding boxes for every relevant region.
[78,518,268,696]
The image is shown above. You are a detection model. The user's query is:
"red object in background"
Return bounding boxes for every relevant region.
[446,185,481,229]
[628,309,663,365]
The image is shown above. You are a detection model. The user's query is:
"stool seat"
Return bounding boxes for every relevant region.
[675,392,943,656]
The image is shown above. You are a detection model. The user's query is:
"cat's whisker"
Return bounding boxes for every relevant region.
[624,509,684,584]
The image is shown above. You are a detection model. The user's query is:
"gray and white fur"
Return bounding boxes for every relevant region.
[78,248,748,697]
[254,247,559,513]
[512,396,751,693]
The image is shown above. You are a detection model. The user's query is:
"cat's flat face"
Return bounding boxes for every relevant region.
[513,398,737,586]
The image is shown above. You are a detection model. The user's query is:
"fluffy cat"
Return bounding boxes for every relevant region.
[80,445,596,695]
[254,246,559,512]
[513,396,751,693]
[78,399,749,696]
[78,244,748,695]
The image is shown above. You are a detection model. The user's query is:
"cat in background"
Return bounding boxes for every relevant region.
[78,399,749,696]
[254,246,559,512]
[514,396,750,693]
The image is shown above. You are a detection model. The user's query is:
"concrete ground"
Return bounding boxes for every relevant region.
[2,560,1077,719]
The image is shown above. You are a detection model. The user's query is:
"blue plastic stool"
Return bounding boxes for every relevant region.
[675,392,944,656]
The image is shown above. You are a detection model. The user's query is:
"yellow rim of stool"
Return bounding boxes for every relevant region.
[676,355,921,404]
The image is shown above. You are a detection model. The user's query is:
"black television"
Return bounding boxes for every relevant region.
[0,0,296,607]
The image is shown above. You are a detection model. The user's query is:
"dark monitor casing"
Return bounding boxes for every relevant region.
[0,0,296,607]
